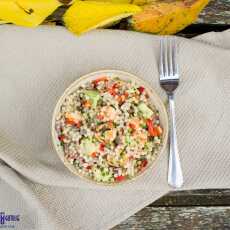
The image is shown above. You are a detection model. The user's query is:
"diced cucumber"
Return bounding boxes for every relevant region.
[94,168,112,182]
[125,134,131,145]
[79,138,97,155]
[127,87,136,94]
[84,90,101,108]
[138,102,153,119]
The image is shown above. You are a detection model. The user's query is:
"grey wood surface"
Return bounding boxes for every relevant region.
[113,190,230,229]
[152,189,230,207]
[113,206,230,229]
[198,0,230,24]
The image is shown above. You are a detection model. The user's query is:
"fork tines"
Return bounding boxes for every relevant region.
[160,37,179,81]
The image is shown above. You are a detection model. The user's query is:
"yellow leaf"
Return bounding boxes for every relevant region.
[0,20,9,24]
[64,1,141,35]
[59,0,75,4]
[0,0,62,27]
[130,0,209,35]
[160,0,209,35]
[86,0,132,3]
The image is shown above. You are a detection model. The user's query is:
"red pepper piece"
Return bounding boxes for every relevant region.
[124,92,129,97]
[108,83,119,96]
[138,86,145,94]
[91,152,97,158]
[65,118,76,125]
[117,94,127,104]
[99,143,105,151]
[146,119,157,137]
[156,126,163,136]
[92,76,108,86]
[129,123,136,130]
[65,118,81,128]
[115,175,125,182]
[58,134,65,142]
[141,159,148,169]
[75,121,82,128]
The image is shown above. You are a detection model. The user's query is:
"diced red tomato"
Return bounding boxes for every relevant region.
[109,89,116,96]
[117,94,127,104]
[58,134,65,142]
[115,175,125,182]
[141,159,148,169]
[117,91,128,104]
[129,123,136,130]
[112,83,118,89]
[92,76,108,86]
[108,83,119,96]
[138,86,145,94]
[65,118,81,128]
[146,119,163,137]
[75,121,82,128]
[65,118,76,125]
[146,119,157,137]
[86,165,92,170]
[91,152,97,158]
[99,143,105,151]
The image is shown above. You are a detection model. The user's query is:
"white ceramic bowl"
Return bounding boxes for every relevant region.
[52,70,168,185]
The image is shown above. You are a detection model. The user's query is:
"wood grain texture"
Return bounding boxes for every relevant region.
[112,206,230,230]
[198,0,230,24]
[153,189,230,207]
[112,190,230,229]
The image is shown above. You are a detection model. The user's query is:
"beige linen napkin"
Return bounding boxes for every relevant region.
[0,25,229,230]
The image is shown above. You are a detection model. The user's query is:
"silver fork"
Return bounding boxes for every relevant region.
[159,37,183,188]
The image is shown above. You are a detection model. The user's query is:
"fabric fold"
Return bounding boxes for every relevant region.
[0,25,229,230]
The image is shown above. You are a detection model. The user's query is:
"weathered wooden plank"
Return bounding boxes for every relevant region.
[198,0,230,25]
[112,207,230,229]
[152,189,230,207]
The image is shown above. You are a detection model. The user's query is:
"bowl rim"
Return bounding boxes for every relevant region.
[51,69,169,186]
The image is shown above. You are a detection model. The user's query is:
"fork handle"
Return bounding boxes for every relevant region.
[168,94,183,188]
